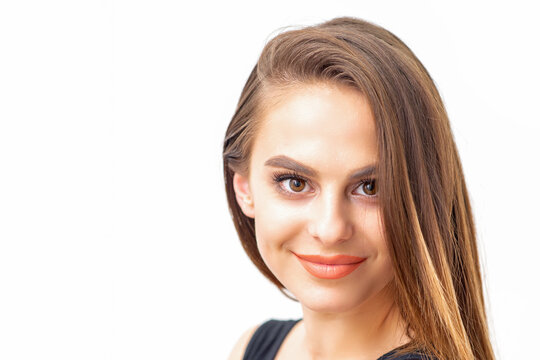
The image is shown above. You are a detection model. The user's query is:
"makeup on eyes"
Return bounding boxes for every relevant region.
[264,154,377,180]
[270,169,378,199]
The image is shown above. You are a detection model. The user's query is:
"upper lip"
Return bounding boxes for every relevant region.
[293,253,366,265]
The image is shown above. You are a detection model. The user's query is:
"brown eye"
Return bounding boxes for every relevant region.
[359,180,377,196]
[271,172,312,195]
[288,178,306,192]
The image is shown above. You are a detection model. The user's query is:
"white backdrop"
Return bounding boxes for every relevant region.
[0,1,538,359]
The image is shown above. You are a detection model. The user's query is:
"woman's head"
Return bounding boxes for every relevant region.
[223,17,493,360]
[232,82,394,315]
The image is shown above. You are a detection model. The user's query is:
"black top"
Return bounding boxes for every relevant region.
[243,319,433,360]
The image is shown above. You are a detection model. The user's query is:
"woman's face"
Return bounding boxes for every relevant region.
[233,83,394,313]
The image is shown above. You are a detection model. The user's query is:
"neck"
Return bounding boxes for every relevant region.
[299,282,410,360]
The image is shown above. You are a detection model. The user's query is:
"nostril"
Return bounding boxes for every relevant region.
[308,217,353,244]
[307,195,354,243]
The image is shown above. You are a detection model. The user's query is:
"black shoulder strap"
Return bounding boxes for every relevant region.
[378,349,436,360]
[243,319,300,360]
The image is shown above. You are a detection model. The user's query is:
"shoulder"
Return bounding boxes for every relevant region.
[227,324,259,360]
[378,350,438,360]
[227,319,301,360]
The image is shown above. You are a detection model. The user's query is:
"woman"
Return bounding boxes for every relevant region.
[222,16,495,360]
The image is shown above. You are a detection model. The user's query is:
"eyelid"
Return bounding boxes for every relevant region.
[271,171,313,196]
[351,179,378,198]
[271,170,378,199]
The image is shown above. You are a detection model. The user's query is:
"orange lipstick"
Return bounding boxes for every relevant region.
[293,253,366,279]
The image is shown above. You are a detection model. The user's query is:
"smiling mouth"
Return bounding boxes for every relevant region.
[293,253,366,279]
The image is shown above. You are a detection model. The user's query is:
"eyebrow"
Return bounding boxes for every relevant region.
[264,155,377,180]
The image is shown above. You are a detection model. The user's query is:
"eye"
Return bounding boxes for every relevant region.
[354,179,378,197]
[286,178,307,192]
[272,171,312,194]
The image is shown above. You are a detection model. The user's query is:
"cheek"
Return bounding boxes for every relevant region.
[358,207,394,276]
[354,206,386,250]
[369,215,394,280]
[253,197,305,270]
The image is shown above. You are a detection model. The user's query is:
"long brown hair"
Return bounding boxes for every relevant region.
[222,17,494,360]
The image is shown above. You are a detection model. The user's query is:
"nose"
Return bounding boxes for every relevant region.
[307,190,354,245]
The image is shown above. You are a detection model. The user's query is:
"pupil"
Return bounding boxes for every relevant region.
[291,179,304,191]
[364,180,376,195]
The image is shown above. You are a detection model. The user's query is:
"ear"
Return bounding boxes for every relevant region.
[233,172,255,219]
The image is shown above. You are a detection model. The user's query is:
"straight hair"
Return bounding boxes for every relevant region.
[222,16,494,360]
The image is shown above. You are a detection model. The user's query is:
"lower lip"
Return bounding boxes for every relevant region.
[295,257,365,279]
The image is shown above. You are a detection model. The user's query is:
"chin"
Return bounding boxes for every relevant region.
[289,273,395,315]
[302,298,363,314]
[292,283,374,314]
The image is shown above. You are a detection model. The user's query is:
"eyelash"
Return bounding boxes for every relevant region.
[271,170,378,199]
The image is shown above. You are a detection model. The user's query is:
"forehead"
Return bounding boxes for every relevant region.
[251,83,378,171]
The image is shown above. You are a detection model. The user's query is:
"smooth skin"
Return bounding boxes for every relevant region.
[229,83,410,360]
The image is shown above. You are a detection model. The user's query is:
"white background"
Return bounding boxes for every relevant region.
[0,1,538,359]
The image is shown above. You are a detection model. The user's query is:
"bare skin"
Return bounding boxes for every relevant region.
[228,284,410,360]
[274,285,410,360]
[229,83,411,360]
